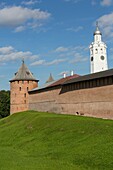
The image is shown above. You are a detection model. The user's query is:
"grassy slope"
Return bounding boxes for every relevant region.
[0,111,113,170]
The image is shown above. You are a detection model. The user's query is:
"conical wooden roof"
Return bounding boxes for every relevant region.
[10,60,38,82]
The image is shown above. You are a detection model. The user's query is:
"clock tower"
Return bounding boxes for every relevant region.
[89,22,108,73]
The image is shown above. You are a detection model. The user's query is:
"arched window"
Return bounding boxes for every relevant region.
[91,56,93,61]
[95,49,98,54]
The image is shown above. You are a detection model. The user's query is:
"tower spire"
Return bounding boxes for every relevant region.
[96,21,98,27]
[94,21,102,36]
[46,73,54,83]
[96,21,99,31]
[22,58,24,64]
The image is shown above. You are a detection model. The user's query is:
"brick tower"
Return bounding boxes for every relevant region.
[10,60,39,114]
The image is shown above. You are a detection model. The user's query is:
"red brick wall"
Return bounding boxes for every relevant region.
[10,80,38,114]
[29,88,61,113]
[29,85,113,119]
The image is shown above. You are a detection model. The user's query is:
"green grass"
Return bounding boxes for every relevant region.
[0,111,113,170]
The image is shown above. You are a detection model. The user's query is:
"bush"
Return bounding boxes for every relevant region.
[0,90,10,118]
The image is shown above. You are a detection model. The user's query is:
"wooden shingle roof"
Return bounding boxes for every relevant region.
[63,69,113,85]
[10,61,38,82]
[29,74,80,93]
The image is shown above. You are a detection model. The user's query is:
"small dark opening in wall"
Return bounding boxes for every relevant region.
[76,112,79,115]
[26,71,30,75]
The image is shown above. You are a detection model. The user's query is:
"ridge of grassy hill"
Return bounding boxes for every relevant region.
[0,111,113,170]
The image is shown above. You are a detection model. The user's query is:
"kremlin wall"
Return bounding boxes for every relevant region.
[28,69,113,119]
[10,24,113,119]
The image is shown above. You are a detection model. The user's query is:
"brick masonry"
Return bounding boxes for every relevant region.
[29,84,113,119]
[10,80,38,114]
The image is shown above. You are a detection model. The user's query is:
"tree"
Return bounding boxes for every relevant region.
[0,90,10,118]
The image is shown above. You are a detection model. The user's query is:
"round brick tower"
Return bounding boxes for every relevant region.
[10,60,39,114]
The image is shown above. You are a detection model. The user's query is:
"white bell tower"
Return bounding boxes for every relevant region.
[89,22,108,73]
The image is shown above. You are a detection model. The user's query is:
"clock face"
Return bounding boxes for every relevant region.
[101,55,105,60]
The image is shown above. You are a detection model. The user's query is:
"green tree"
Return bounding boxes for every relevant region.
[0,90,10,118]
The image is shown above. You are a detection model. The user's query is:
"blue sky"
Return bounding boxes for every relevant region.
[0,0,113,90]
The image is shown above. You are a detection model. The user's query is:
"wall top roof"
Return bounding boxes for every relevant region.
[48,74,80,87]
[29,74,80,93]
[10,60,38,82]
[63,69,113,85]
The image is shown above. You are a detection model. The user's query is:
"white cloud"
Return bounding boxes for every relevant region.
[31,58,67,66]
[54,46,69,53]
[73,46,88,51]
[64,0,81,3]
[91,0,97,5]
[70,53,88,64]
[110,48,113,51]
[14,26,26,32]
[91,0,113,6]
[31,60,45,66]
[100,0,112,6]
[0,46,14,54]
[58,71,69,76]
[97,12,113,38]
[0,46,39,62]
[30,45,88,67]
[46,59,67,66]
[53,45,88,59]
[0,6,51,31]
[66,26,83,32]
[22,0,40,5]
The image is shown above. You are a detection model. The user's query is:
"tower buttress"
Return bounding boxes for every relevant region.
[89,22,108,73]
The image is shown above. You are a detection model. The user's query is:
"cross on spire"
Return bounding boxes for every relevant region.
[22,58,24,64]
[96,21,99,31]
[93,21,102,36]
[96,21,98,27]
